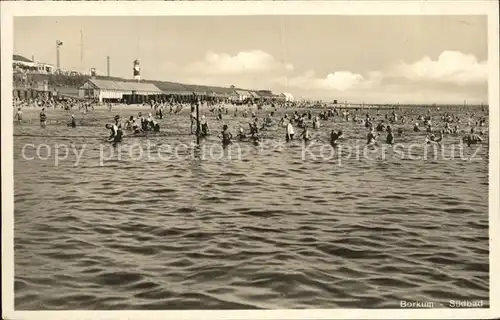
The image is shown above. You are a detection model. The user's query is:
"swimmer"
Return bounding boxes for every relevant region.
[365,118,372,128]
[397,127,404,137]
[125,116,134,130]
[105,123,123,147]
[249,119,259,136]
[15,107,23,124]
[330,129,343,147]
[444,122,451,134]
[132,117,143,134]
[67,114,77,128]
[367,127,378,145]
[40,108,47,128]
[150,118,160,132]
[299,125,311,142]
[200,115,210,137]
[286,120,295,142]
[425,131,443,145]
[463,128,483,147]
[250,134,261,146]
[190,106,197,134]
[238,127,247,140]
[413,122,420,132]
[376,121,386,132]
[386,125,394,144]
[219,124,233,147]
[312,116,320,129]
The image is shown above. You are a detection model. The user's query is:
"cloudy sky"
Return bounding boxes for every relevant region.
[14,16,487,104]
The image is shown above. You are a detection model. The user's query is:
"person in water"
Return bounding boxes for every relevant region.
[376,120,386,132]
[238,127,247,140]
[200,115,210,137]
[250,134,261,146]
[132,117,143,134]
[367,127,378,145]
[463,128,483,147]
[150,118,160,132]
[425,130,443,145]
[249,120,259,137]
[106,123,123,147]
[40,108,47,128]
[299,125,311,142]
[125,116,134,130]
[67,114,77,128]
[312,116,320,129]
[190,105,197,134]
[219,124,233,147]
[330,129,343,147]
[413,122,421,132]
[286,120,295,142]
[386,125,394,144]
[15,107,23,124]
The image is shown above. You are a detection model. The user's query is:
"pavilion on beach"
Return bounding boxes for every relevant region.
[78,78,164,103]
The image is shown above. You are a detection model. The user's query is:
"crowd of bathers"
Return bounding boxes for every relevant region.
[14,97,487,150]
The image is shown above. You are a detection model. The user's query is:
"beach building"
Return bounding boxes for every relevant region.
[13,54,56,74]
[256,90,274,102]
[233,89,252,102]
[282,92,295,102]
[274,93,286,102]
[249,91,260,101]
[78,78,163,103]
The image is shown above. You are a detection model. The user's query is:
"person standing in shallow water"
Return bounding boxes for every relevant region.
[299,125,311,142]
[200,115,210,138]
[367,127,378,145]
[39,108,47,128]
[190,105,197,134]
[286,120,295,142]
[219,124,233,147]
[463,128,483,147]
[386,125,394,144]
[330,129,343,147]
[15,107,23,124]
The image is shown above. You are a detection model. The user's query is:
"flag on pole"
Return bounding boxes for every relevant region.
[56,40,63,46]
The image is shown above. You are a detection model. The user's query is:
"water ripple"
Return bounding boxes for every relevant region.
[14,106,489,309]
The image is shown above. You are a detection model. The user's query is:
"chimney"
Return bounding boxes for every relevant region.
[32,54,35,62]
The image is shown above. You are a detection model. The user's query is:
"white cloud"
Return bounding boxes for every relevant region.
[285,70,378,91]
[392,51,487,85]
[179,50,487,104]
[186,50,293,75]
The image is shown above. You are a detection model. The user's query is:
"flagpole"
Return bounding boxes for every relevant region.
[80,30,84,69]
[56,41,60,69]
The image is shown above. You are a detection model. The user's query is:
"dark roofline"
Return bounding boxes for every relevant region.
[13,54,33,63]
[20,72,285,99]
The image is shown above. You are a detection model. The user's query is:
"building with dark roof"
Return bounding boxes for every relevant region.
[78,78,163,103]
[256,90,274,100]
